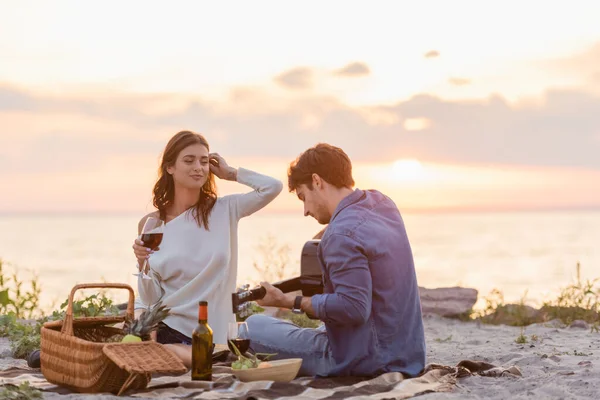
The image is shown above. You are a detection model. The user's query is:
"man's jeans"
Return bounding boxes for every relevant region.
[246,314,336,377]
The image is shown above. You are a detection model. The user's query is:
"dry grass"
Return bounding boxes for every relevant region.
[476,263,599,329]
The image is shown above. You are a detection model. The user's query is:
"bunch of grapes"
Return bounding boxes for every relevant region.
[228,340,276,370]
[231,358,260,370]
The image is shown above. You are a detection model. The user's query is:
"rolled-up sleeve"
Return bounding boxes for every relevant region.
[311,233,372,325]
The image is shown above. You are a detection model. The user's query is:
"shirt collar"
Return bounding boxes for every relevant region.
[329,189,365,224]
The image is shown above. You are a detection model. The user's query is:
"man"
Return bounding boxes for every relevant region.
[246,143,425,377]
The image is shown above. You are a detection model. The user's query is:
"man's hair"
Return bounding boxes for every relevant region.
[288,143,355,192]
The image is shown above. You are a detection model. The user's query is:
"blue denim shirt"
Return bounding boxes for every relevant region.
[310,189,426,377]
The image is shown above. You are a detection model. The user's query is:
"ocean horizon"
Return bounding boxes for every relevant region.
[1,209,598,314]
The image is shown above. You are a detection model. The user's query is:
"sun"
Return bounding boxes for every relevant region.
[391,159,425,181]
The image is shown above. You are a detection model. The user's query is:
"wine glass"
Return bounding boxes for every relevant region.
[227,322,250,355]
[133,217,165,280]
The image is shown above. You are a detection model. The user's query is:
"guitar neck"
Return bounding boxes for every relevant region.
[272,277,302,293]
[231,275,323,314]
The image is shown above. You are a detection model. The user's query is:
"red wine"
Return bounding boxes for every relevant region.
[227,338,250,354]
[141,233,163,250]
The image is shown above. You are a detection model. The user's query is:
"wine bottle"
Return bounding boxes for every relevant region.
[191,301,213,381]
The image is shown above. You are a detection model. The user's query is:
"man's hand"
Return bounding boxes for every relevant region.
[256,282,294,309]
[209,153,237,181]
[256,282,319,318]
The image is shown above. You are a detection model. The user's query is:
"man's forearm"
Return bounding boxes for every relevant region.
[281,293,317,319]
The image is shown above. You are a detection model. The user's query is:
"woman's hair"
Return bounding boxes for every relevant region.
[153,130,217,229]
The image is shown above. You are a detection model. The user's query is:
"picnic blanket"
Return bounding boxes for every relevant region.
[0,360,521,399]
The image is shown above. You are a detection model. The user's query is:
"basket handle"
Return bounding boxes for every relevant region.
[60,283,135,336]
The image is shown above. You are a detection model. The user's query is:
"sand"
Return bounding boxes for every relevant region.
[420,315,599,399]
[1,315,598,399]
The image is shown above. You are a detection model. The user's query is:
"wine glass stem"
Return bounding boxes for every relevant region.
[141,258,152,280]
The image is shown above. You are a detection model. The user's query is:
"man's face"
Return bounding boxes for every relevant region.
[295,183,331,225]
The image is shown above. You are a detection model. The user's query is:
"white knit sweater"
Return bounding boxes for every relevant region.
[135,168,283,344]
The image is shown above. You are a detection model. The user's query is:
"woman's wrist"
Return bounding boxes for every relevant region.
[227,167,238,181]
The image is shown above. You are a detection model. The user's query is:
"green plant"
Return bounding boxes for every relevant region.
[434,335,453,343]
[481,288,505,317]
[540,262,599,325]
[515,328,527,344]
[0,256,123,359]
[2,292,119,359]
[514,290,532,325]
[283,312,322,329]
[477,289,540,326]
[8,320,43,359]
[0,315,42,359]
[0,382,42,400]
[475,263,599,327]
[248,236,321,329]
[454,308,475,321]
[50,293,121,320]
[0,314,17,337]
[236,302,265,322]
[252,234,295,283]
[0,259,42,319]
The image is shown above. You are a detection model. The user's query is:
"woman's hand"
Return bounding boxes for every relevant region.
[132,238,156,273]
[209,153,237,181]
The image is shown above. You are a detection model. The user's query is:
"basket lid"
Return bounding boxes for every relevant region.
[103,342,187,375]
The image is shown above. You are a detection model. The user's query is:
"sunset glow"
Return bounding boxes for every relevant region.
[0,1,599,213]
[391,159,426,182]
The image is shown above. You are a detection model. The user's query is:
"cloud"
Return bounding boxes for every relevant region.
[0,128,165,173]
[448,77,471,86]
[1,85,600,171]
[0,86,39,110]
[334,62,370,77]
[273,67,313,90]
[424,50,440,59]
[549,42,600,67]
[542,42,600,87]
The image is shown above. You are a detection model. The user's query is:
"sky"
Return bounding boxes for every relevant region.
[1,0,600,213]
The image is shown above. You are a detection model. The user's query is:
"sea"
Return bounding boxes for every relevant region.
[0,210,598,314]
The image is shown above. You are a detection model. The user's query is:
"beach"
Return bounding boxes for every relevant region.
[1,212,598,398]
[421,315,599,399]
[2,314,598,399]
[3,2,600,398]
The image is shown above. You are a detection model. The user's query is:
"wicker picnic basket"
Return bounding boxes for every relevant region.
[40,283,187,395]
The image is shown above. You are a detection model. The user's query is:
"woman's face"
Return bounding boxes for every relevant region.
[167,143,210,189]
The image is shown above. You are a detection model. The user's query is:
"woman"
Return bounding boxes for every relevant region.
[132,130,282,366]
